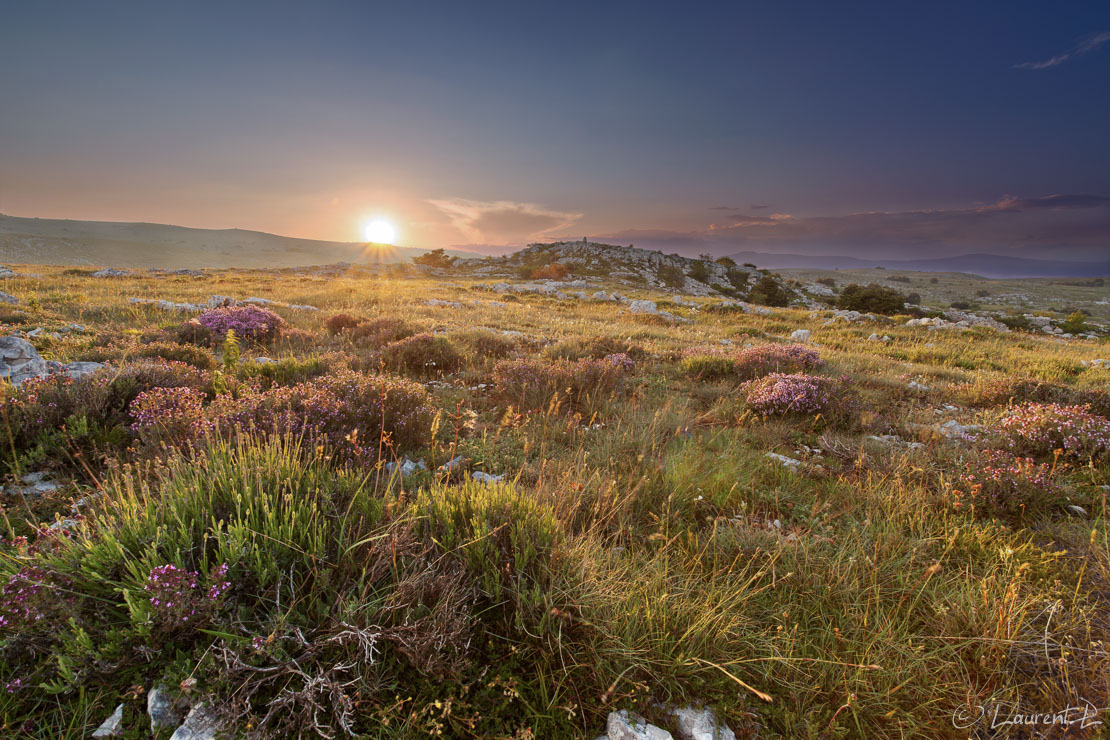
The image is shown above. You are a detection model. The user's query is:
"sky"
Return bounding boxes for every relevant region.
[1,1,1108,261]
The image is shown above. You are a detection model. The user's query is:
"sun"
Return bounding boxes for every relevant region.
[362,219,396,244]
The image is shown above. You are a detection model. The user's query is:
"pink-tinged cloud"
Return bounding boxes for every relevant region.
[1014,31,1110,69]
[591,194,1110,261]
[428,198,582,246]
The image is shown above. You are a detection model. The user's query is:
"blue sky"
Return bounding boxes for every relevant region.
[1,1,1107,259]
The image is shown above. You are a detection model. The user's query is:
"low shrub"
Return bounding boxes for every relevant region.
[348,316,416,346]
[681,343,823,382]
[324,312,362,335]
[213,370,436,463]
[380,333,462,377]
[657,264,685,288]
[545,335,645,361]
[836,283,906,314]
[195,305,284,342]
[743,372,832,415]
[236,355,331,389]
[995,402,1110,460]
[957,377,1110,416]
[450,329,517,359]
[748,276,791,307]
[734,343,823,379]
[953,449,1061,519]
[129,386,211,449]
[492,354,634,412]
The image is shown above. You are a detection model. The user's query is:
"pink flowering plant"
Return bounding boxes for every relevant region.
[953,449,1062,519]
[211,370,436,463]
[145,562,231,630]
[743,372,832,416]
[995,402,1110,461]
[129,385,212,448]
[681,343,823,381]
[196,305,285,342]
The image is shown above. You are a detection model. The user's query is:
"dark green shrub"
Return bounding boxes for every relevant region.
[348,316,416,346]
[748,276,791,307]
[837,283,906,314]
[657,264,686,288]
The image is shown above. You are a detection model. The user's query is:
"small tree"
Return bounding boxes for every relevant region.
[687,260,711,283]
[837,283,906,314]
[413,249,456,268]
[715,256,737,267]
[748,276,790,307]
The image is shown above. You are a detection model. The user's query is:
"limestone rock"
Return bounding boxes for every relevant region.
[607,710,673,740]
[0,336,49,386]
[670,706,736,740]
[91,704,125,737]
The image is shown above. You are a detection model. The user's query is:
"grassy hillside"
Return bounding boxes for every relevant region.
[0,263,1108,738]
[0,214,472,269]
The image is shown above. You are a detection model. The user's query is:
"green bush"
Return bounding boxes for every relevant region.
[657,264,686,288]
[837,283,906,314]
[748,275,791,307]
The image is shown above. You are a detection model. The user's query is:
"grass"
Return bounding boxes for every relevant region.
[0,263,1108,737]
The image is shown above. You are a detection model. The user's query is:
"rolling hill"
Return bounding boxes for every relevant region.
[0,214,473,269]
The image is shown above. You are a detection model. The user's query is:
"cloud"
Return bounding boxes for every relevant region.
[593,194,1110,262]
[1014,31,1110,69]
[427,198,582,246]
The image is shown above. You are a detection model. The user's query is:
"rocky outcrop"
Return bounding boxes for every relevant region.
[0,336,49,386]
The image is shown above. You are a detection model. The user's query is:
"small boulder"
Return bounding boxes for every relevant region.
[790,329,811,343]
[0,336,49,386]
[148,686,187,733]
[91,704,126,738]
[607,710,673,740]
[169,704,223,740]
[670,706,737,740]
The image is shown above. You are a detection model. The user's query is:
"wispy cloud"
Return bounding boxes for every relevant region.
[591,194,1110,261]
[1014,31,1110,70]
[427,198,582,246]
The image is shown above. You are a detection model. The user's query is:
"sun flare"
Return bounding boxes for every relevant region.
[362,219,396,244]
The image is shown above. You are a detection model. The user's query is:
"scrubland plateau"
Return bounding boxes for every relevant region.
[0,249,1108,738]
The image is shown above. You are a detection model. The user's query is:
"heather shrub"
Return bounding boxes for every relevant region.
[6,360,209,448]
[347,316,416,346]
[134,341,217,369]
[995,402,1110,460]
[734,343,823,379]
[952,449,1062,519]
[450,328,517,359]
[380,333,462,377]
[743,372,832,416]
[324,312,362,335]
[492,354,633,412]
[196,305,284,342]
[175,317,213,345]
[957,377,1110,416]
[129,386,210,449]
[213,370,436,463]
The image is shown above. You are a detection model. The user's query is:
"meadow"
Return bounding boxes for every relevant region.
[1,263,1108,738]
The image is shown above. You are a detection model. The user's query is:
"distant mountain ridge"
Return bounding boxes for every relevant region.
[0,213,475,269]
[727,250,1110,278]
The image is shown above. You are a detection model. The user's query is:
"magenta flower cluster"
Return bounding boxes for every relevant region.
[0,566,68,632]
[130,386,212,445]
[733,343,824,378]
[956,449,1060,517]
[146,562,231,627]
[211,370,436,462]
[743,372,831,415]
[996,402,1110,460]
[196,305,285,341]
